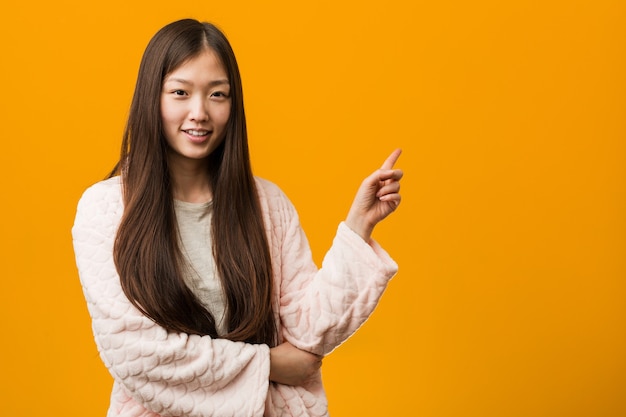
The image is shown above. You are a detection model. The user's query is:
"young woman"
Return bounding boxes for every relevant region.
[73,18,403,417]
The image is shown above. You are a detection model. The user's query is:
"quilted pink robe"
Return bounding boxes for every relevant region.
[72,176,398,416]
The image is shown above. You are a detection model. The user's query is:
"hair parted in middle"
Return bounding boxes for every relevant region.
[111,18,277,346]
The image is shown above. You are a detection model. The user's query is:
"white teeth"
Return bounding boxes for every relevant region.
[186,129,209,136]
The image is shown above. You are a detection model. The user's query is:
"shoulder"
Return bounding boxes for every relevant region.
[254,176,295,212]
[79,176,122,201]
[254,176,300,230]
[74,176,124,232]
[77,176,122,209]
[254,176,287,201]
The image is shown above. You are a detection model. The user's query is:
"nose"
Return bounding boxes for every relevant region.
[189,96,209,122]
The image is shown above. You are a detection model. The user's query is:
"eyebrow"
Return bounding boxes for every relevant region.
[163,77,230,87]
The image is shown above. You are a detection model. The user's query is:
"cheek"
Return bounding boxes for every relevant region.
[160,104,181,129]
[212,105,231,128]
[159,98,168,122]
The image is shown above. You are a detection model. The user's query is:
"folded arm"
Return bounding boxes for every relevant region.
[73,181,270,417]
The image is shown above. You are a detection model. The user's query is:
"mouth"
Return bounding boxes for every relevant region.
[183,129,211,137]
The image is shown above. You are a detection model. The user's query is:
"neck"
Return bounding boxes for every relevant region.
[168,155,213,203]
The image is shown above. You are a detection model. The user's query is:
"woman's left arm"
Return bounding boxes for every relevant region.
[266,150,403,357]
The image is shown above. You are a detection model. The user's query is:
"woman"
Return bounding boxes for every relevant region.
[73,18,403,417]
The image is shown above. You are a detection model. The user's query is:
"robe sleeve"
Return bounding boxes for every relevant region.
[259,179,398,356]
[72,180,270,417]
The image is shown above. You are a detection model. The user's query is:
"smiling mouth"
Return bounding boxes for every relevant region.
[184,129,210,136]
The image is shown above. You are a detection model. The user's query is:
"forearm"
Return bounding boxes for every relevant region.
[82,275,271,416]
[269,342,322,386]
[279,222,398,356]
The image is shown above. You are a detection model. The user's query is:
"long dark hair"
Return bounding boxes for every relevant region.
[111,19,276,345]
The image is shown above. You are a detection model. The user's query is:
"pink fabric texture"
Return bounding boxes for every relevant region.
[72,176,398,416]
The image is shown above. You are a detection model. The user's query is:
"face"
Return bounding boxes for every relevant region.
[161,48,231,168]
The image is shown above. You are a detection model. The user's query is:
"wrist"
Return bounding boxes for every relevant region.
[344,215,373,242]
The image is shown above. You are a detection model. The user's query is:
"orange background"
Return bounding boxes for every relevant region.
[1,1,625,416]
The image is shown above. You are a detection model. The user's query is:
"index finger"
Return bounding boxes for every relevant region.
[381,148,402,170]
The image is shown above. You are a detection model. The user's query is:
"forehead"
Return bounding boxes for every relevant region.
[164,48,228,84]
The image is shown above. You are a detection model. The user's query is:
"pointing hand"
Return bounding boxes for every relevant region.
[345,149,403,241]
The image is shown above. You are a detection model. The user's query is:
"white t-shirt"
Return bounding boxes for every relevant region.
[174,199,227,336]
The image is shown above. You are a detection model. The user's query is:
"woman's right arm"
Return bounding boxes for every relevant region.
[269,342,322,386]
[72,181,270,417]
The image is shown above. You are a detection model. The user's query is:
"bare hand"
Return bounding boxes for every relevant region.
[269,342,322,386]
[345,149,403,241]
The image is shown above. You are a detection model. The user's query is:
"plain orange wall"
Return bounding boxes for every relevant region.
[1,1,624,416]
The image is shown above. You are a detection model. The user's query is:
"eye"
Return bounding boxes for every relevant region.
[210,91,229,99]
[173,89,187,96]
